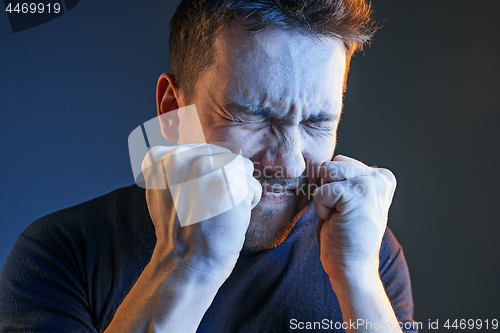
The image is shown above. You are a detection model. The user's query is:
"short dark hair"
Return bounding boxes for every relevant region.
[169,0,376,101]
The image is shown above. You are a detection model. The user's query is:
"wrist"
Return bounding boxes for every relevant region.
[327,257,380,295]
[327,266,402,333]
[104,247,226,333]
[142,252,227,332]
[150,243,233,287]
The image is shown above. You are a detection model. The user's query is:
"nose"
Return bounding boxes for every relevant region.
[261,126,306,179]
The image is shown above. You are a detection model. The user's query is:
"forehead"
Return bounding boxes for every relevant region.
[197,25,347,119]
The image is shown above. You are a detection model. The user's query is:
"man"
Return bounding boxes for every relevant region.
[0,0,417,332]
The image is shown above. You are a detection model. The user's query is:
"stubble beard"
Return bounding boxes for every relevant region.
[242,183,310,250]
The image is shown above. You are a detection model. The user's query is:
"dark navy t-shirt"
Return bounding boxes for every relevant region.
[0,185,417,332]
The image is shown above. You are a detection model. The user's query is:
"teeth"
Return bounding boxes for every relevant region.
[263,188,290,193]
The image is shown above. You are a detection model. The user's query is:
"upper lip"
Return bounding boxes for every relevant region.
[262,185,296,193]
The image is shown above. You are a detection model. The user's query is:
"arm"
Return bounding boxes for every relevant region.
[103,250,226,333]
[0,216,226,333]
[314,155,406,333]
[0,144,261,333]
[105,144,261,332]
[330,269,403,333]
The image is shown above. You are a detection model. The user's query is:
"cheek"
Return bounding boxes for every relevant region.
[301,133,336,185]
[204,123,268,157]
[301,130,337,164]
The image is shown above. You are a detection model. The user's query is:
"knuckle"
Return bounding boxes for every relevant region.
[319,163,333,178]
[192,155,213,172]
[378,168,397,185]
[349,181,368,198]
[212,152,236,168]
[243,157,254,170]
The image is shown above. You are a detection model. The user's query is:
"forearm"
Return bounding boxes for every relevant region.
[331,270,402,333]
[103,251,225,333]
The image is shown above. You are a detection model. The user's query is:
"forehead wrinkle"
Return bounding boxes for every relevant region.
[215,28,305,99]
[223,99,338,125]
[210,25,345,123]
[223,97,293,119]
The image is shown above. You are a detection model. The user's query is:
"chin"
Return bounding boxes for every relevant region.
[243,196,309,250]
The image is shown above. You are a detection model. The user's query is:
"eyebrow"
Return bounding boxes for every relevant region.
[223,102,274,120]
[305,112,338,123]
[223,102,339,123]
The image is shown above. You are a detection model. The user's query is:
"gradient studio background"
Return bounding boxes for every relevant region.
[1,0,499,330]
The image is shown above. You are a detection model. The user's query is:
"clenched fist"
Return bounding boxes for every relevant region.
[142,143,262,281]
[313,155,397,283]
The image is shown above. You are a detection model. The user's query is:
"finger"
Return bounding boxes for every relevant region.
[314,177,367,220]
[312,182,346,220]
[377,168,397,186]
[376,168,397,200]
[248,175,262,209]
[319,161,370,183]
[317,218,327,248]
[242,156,256,176]
[333,154,367,167]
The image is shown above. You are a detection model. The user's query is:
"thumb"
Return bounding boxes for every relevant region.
[248,176,262,209]
[317,218,326,248]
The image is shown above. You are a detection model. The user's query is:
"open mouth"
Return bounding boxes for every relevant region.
[261,185,295,203]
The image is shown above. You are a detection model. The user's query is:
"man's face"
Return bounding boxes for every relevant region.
[179,25,346,249]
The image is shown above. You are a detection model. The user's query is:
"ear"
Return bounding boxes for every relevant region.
[157,73,182,141]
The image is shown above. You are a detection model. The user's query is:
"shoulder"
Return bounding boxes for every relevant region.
[0,185,154,331]
[21,184,154,272]
[26,184,147,226]
[379,227,404,270]
[381,226,401,251]
[22,184,150,243]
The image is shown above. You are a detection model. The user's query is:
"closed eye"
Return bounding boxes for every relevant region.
[301,121,336,131]
[222,102,276,123]
[300,112,338,130]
